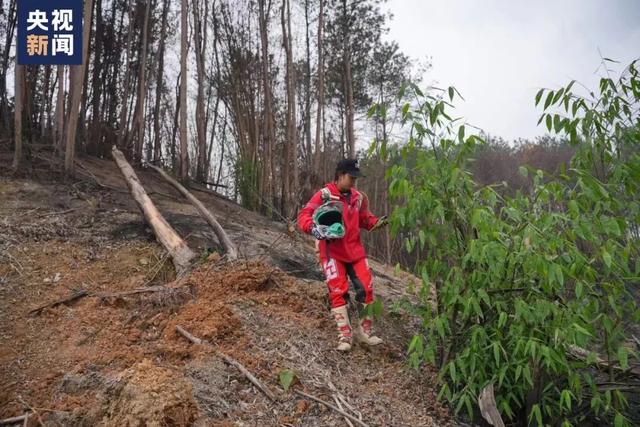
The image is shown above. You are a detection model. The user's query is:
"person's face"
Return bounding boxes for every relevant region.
[336,173,357,191]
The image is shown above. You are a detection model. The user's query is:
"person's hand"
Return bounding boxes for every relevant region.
[311,225,328,240]
[370,215,388,232]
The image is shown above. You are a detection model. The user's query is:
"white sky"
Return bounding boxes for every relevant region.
[384,0,640,140]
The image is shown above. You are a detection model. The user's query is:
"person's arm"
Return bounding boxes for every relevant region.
[358,192,380,231]
[298,190,324,234]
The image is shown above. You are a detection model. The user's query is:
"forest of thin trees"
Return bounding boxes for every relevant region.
[0,0,414,213]
[0,0,576,268]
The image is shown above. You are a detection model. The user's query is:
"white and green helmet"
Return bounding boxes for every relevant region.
[313,200,345,239]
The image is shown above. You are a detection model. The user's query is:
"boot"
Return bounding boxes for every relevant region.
[330,305,352,351]
[353,303,383,346]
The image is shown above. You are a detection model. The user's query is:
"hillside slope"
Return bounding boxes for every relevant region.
[0,153,451,426]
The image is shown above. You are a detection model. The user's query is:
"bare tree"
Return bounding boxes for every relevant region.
[193,0,209,181]
[38,66,51,137]
[116,4,135,151]
[153,0,170,163]
[258,0,275,206]
[303,0,312,175]
[54,66,65,155]
[133,0,152,163]
[281,0,297,216]
[64,0,94,175]
[0,0,16,134]
[341,0,355,157]
[179,0,189,181]
[12,64,23,172]
[205,0,222,181]
[314,0,325,179]
[170,72,180,168]
[88,0,103,155]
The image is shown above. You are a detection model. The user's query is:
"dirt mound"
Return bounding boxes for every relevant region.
[186,260,282,294]
[164,301,242,343]
[101,359,198,427]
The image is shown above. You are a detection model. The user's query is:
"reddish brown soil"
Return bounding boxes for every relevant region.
[1,162,453,426]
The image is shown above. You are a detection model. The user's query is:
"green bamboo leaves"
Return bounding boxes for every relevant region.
[382,59,640,426]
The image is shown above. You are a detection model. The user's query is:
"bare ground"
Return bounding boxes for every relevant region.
[0,152,452,426]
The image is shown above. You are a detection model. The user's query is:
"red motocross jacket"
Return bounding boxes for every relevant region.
[297,182,379,263]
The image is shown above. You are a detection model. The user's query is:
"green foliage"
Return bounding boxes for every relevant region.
[381,61,640,425]
[363,299,384,318]
[279,369,297,392]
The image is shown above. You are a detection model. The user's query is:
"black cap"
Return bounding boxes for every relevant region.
[335,158,364,177]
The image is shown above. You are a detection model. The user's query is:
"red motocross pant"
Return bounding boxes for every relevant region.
[320,255,374,309]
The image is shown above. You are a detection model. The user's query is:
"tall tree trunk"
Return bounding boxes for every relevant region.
[133,0,152,164]
[117,4,135,151]
[39,66,51,137]
[193,0,208,181]
[124,66,139,155]
[98,0,115,146]
[89,0,103,155]
[171,73,180,170]
[0,0,17,134]
[12,64,24,172]
[281,0,289,215]
[322,112,328,182]
[46,67,57,134]
[303,0,312,174]
[145,89,153,161]
[216,112,227,185]
[281,0,297,217]
[78,12,94,153]
[64,0,94,176]
[179,0,189,181]
[101,2,123,154]
[153,0,170,163]
[24,66,37,143]
[339,98,345,157]
[257,0,274,209]
[55,66,65,155]
[206,3,222,178]
[341,0,354,158]
[344,49,354,158]
[289,0,298,211]
[313,0,324,179]
[205,93,220,182]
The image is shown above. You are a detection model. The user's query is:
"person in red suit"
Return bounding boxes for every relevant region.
[298,158,388,351]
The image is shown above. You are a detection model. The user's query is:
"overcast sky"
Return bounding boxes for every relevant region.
[384,0,640,140]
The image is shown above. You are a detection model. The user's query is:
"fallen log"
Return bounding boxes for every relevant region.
[111,147,195,276]
[148,164,238,260]
[175,325,275,401]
